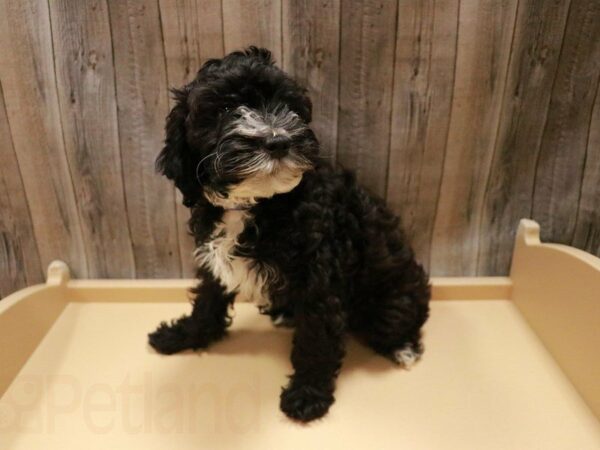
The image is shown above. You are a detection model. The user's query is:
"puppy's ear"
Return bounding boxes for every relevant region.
[298,90,313,123]
[156,87,200,208]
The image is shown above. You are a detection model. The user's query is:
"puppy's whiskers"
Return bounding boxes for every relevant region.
[196,151,218,183]
[213,141,230,176]
[234,153,271,176]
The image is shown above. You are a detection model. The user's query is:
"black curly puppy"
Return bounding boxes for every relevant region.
[148,47,430,422]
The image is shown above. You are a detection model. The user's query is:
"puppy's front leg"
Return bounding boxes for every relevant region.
[280,294,346,422]
[148,269,235,354]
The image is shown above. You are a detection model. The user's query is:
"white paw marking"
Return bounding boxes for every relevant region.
[393,346,422,369]
[272,314,285,326]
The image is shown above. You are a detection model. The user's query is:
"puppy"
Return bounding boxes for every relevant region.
[149,47,430,422]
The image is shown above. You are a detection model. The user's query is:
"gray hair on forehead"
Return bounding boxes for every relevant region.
[226,105,306,139]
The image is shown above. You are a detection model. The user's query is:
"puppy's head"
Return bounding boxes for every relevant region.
[157,47,318,208]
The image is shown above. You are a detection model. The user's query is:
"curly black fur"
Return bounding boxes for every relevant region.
[148,47,430,422]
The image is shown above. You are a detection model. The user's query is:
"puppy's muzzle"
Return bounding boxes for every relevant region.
[264,134,291,159]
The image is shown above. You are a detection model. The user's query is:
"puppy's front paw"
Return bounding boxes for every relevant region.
[149,315,227,354]
[280,382,334,422]
[148,320,192,354]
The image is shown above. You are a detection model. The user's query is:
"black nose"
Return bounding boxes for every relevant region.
[264,134,291,158]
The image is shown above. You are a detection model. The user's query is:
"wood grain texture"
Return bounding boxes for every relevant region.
[108,0,181,278]
[572,75,600,255]
[2,0,600,295]
[337,0,398,197]
[282,0,340,160]
[222,0,282,62]
[532,0,600,245]
[159,0,225,85]
[159,0,225,276]
[386,0,459,271]
[49,0,135,278]
[478,0,572,275]
[0,0,88,278]
[0,81,43,297]
[430,0,519,276]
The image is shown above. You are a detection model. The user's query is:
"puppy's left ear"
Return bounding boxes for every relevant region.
[298,90,312,123]
[156,87,201,208]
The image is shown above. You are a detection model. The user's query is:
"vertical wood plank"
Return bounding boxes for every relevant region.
[159,0,224,85]
[49,0,135,278]
[572,77,600,256]
[386,0,459,271]
[478,0,572,275]
[282,0,340,160]
[0,0,88,277]
[222,0,282,62]
[430,0,518,276]
[532,0,600,246]
[108,0,181,278]
[337,0,398,197]
[159,0,225,276]
[0,81,44,297]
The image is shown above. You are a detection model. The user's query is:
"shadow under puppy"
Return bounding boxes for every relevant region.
[149,47,430,422]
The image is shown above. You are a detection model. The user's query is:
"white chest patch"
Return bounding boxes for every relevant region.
[193,210,272,308]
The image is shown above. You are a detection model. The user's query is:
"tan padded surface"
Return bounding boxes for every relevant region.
[1,300,599,449]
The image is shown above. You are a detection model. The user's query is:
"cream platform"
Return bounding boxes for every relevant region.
[1,220,599,449]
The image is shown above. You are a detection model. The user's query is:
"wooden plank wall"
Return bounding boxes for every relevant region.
[0,0,599,295]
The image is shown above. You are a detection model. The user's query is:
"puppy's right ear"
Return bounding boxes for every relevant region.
[156,87,200,208]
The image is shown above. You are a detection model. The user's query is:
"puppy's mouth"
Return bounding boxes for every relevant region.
[234,149,312,176]
[203,155,310,209]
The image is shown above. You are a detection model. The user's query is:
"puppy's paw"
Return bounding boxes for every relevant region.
[148,321,191,354]
[392,342,423,369]
[148,316,215,354]
[280,382,334,422]
[270,313,295,328]
[149,315,227,355]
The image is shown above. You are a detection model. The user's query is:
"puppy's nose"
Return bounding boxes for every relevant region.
[264,134,291,159]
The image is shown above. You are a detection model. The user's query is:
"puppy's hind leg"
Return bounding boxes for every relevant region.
[351,263,430,369]
[148,269,235,354]
[354,296,427,368]
[260,305,296,328]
